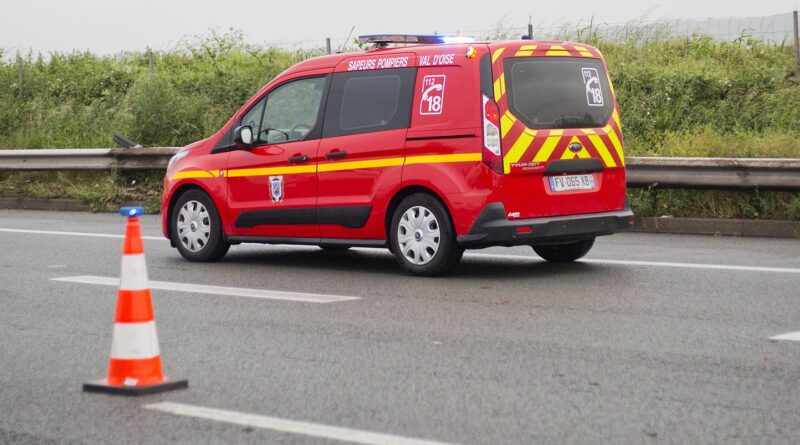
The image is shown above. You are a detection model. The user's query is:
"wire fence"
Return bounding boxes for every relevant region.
[260,12,798,53]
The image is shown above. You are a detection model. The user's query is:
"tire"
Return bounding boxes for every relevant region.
[532,237,595,263]
[389,193,463,276]
[318,245,351,252]
[170,189,230,262]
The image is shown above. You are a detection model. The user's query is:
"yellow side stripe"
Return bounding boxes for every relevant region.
[404,153,482,165]
[491,48,505,63]
[226,165,316,178]
[170,170,214,180]
[318,157,403,172]
[170,153,483,180]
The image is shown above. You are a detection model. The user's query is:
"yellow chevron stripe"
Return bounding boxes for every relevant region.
[493,73,506,101]
[583,132,617,168]
[515,50,533,57]
[546,50,571,56]
[521,44,538,50]
[532,130,563,163]
[604,125,625,166]
[502,129,536,174]
[573,46,588,52]
[613,109,621,129]
[405,153,482,165]
[491,48,505,63]
[500,111,516,139]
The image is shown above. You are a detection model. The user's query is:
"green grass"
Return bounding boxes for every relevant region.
[1,29,798,219]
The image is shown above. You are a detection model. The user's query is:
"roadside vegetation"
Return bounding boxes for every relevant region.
[0,28,798,219]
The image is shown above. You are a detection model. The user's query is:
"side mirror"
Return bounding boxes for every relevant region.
[233,125,254,148]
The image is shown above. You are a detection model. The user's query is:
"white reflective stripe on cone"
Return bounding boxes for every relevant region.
[110,321,161,360]
[119,254,149,291]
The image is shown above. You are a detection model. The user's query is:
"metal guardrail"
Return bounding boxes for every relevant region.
[0,148,798,191]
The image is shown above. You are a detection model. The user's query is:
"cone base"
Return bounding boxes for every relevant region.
[83,378,188,396]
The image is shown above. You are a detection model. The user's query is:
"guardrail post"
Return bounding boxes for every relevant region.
[325,38,332,55]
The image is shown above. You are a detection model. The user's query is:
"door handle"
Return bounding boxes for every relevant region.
[325,150,348,159]
[288,154,309,163]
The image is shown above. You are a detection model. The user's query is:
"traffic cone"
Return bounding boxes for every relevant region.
[83,207,188,396]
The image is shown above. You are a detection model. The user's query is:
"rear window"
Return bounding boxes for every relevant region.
[504,57,613,130]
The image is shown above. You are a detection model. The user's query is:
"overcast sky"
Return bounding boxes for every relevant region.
[1,0,798,54]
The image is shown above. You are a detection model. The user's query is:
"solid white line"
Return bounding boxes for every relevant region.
[51,276,359,303]
[768,332,800,342]
[0,227,163,240]
[3,226,797,275]
[145,402,459,445]
[461,252,800,275]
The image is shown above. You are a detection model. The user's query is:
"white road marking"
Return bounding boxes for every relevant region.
[145,402,459,445]
[2,226,798,275]
[768,332,800,342]
[51,276,359,303]
[461,252,800,275]
[0,227,163,240]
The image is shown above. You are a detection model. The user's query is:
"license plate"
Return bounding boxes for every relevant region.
[548,174,595,192]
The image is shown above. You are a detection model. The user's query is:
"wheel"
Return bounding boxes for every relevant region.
[389,193,463,276]
[171,189,230,262]
[532,237,595,263]
[318,244,351,252]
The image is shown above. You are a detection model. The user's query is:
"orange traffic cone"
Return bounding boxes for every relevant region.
[83,207,187,396]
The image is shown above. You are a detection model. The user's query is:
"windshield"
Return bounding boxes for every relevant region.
[504,57,613,130]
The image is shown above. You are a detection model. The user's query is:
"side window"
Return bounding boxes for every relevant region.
[240,97,266,136]
[259,77,326,144]
[323,68,416,138]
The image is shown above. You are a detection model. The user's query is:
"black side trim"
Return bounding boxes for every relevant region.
[235,208,315,228]
[318,206,372,228]
[234,205,372,229]
[227,235,386,248]
[406,134,477,142]
[544,159,604,175]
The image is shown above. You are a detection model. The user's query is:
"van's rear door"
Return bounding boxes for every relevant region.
[488,42,626,219]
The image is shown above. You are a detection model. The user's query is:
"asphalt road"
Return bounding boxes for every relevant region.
[1,209,799,445]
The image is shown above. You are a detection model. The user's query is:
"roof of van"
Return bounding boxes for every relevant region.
[277,40,603,78]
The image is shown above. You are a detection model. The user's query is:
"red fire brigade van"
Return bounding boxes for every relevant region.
[161,35,633,276]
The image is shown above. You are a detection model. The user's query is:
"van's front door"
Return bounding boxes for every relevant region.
[227,75,328,240]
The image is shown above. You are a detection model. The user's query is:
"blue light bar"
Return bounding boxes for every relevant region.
[119,206,144,217]
[358,34,476,46]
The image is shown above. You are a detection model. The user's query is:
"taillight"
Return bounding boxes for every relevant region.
[482,94,502,174]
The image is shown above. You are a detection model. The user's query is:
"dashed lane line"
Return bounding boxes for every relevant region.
[51,275,359,303]
[145,402,460,445]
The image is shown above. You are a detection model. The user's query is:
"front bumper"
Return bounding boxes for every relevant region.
[458,202,634,248]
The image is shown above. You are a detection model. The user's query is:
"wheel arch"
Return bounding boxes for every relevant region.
[383,185,456,243]
[165,182,220,243]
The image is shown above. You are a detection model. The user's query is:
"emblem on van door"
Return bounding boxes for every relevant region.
[569,142,583,153]
[269,176,283,202]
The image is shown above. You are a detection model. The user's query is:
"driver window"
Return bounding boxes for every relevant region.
[259,77,325,144]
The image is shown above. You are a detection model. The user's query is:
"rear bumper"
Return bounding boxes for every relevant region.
[458,202,634,248]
